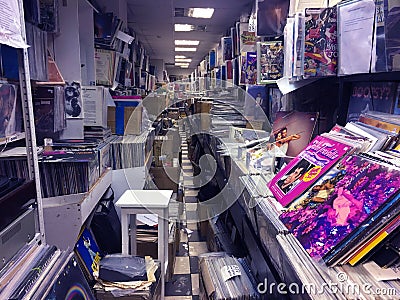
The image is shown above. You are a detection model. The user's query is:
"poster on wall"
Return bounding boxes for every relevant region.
[64,81,83,118]
[0,0,29,48]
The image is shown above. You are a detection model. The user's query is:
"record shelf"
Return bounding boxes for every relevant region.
[42,169,112,250]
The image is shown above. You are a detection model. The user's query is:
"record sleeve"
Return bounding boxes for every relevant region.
[75,227,102,281]
[279,155,400,260]
[268,135,352,207]
[257,41,284,84]
[303,7,337,78]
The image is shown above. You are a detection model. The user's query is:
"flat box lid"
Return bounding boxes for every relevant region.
[115,190,173,208]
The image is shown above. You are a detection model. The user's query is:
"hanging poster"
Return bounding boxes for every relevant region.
[0,0,29,48]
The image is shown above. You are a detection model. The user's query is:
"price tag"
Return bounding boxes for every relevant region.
[220,265,241,282]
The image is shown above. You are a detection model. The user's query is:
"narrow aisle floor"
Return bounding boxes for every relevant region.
[164,128,210,300]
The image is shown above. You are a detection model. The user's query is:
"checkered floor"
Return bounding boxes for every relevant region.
[164,128,209,300]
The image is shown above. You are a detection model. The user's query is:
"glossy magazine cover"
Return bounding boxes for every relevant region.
[279,155,400,259]
[268,135,352,207]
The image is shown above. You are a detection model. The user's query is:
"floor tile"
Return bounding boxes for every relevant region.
[186,211,198,221]
[185,203,197,212]
[184,196,198,203]
[174,256,191,274]
[189,256,199,273]
[188,230,205,242]
[182,165,192,170]
[177,242,189,256]
[191,274,200,295]
[165,274,192,296]
[188,242,209,256]
[180,229,188,243]
[185,190,198,197]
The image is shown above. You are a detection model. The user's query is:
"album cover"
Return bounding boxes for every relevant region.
[209,50,216,69]
[245,52,257,85]
[0,84,20,139]
[346,82,374,122]
[239,52,247,85]
[64,81,83,118]
[359,113,400,133]
[257,41,284,83]
[246,85,267,119]
[268,87,283,122]
[44,254,95,299]
[222,37,233,62]
[270,111,318,159]
[304,7,337,77]
[268,135,352,207]
[39,0,59,33]
[279,155,400,260]
[94,12,114,41]
[385,0,400,71]
[257,0,289,37]
[75,227,102,281]
[239,22,256,52]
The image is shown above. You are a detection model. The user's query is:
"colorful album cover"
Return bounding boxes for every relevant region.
[257,41,284,83]
[209,50,216,69]
[304,7,337,77]
[44,254,95,299]
[0,84,19,138]
[231,26,238,58]
[239,22,256,52]
[94,12,114,40]
[226,60,233,83]
[358,114,400,134]
[245,52,257,85]
[270,111,318,159]
[222,37,233,62]
[75,227,102,279]
[279,155,400,259]
[268,135,352,207]
[346,82,373,122]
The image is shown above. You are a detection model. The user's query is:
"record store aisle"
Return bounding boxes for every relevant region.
[164,128,209,300]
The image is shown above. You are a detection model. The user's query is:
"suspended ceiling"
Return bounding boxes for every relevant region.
[127,0,254,77]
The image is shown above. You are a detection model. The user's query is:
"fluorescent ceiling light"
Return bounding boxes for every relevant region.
[175,40,200,46]
[175,55,187,59]
[175,58,192,62]
[175,62,190,66]
[180,66,189,68]
[175,47,197,52]
[188,8,214,19]
[174,24,194,32]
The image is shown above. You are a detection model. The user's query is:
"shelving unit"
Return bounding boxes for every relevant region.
[42,169,112,249]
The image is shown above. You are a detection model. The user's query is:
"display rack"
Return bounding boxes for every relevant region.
[42,169,112,249]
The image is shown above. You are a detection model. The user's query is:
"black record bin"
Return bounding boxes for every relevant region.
[90,187,122,254]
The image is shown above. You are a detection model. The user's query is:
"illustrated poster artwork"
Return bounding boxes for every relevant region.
[64,81,82,118]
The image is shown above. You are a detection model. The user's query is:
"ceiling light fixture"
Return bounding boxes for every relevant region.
[175,55,186,59]
[175,47,197,52]
[175,58,192,62]
[174,40,200,46]
[175,62,190,66]
[188,8,214,19]
[174,24,195,32]
[180,66,189,68]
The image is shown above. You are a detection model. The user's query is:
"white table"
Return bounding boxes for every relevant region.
[115,189,172,299]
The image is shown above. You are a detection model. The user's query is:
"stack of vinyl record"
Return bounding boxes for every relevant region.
[0,147,30,179]
[39,150,100,198]
[110,129,155,169]
[199,252,260,300]
[84,126,112,140]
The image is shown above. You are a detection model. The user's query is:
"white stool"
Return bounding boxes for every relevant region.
[115,189,172,299]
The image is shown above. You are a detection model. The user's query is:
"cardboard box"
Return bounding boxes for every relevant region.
[107,106,143,135]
